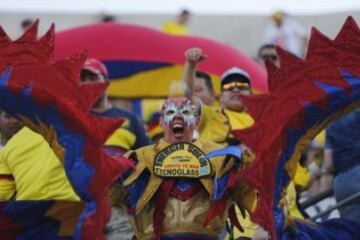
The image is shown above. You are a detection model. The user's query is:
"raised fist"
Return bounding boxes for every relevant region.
[185,47,206,63]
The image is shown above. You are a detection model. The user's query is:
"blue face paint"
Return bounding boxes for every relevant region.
[180,102,197,126]
[163,99,196,126]
[163,102,178,125]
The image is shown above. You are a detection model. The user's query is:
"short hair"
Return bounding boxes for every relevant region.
[101,15,116,22]
[181,9,190,15]
[257,43,277,57]
[196,71,214,93]
[21,19,33,30]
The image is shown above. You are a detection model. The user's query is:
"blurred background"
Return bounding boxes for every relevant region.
[1,0,360,231]
[1,0,359,57]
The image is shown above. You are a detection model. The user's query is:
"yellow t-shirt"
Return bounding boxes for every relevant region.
[199,106,229,144]
[199,105,254,145]
[223,109,255,131]
[0,127,80,201]
[105,119,136,151]
[161,21,190,35]
[199,106,256,237]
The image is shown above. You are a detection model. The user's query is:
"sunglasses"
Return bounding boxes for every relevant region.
[222,82,250,91]
[261,54,278,61]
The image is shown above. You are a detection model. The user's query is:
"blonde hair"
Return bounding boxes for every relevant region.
[168,81,189,98]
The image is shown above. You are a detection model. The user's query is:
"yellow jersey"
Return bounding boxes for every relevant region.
[161,21,190,35]
[199,105,254,145]
[0,127,79,201]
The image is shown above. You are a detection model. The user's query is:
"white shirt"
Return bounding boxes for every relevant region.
[264,17,307,57]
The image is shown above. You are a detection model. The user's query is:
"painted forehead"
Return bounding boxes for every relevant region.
[162,97,194,110]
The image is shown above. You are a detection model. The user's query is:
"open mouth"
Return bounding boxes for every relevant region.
[172,123,184,138]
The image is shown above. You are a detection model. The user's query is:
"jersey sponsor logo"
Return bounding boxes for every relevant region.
[154,142,211,178]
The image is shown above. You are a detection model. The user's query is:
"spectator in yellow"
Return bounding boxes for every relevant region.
[0,124,80,202]
[181,48,256,238]
[194,71,216,106]
[161,9,191,36]
[182,48,315,240]
[0,110,23,148]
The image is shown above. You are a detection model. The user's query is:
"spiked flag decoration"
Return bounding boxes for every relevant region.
[0,21,132,239]
[1,17,360,240]
[231,17,360,239]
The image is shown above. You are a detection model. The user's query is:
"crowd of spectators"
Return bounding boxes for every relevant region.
[0,11,358,240]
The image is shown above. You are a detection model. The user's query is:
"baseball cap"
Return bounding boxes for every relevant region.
[271,11,284,20]
[221,67,251,88]
[83,58,109,78]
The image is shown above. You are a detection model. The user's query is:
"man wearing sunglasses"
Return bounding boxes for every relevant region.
[182,49,256,239]
[218,67,256,143]
[220,67,252,112]
[197,65,255,148]
[257,44,280,69]
[189,50,304,240]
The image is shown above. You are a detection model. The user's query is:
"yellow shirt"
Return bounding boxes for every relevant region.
[105,119,136,151]
[199,106,228,144]
[0,127,80,201]
[223,109,255,131]
[199,105,254,145]
[199,106,256,237]
[161,21,190,35]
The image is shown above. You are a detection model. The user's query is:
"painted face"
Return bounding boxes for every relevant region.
[160,97,198,143]
[162,98,197,126]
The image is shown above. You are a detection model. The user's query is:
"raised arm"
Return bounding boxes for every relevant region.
[181,48,206,99]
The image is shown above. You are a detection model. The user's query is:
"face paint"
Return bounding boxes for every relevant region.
[179,101,197,126]
[162,98,197,126]
[163,101,178,125]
